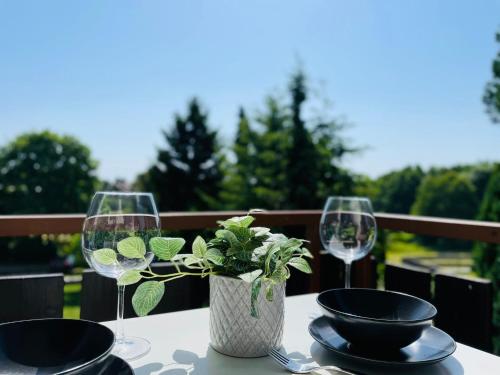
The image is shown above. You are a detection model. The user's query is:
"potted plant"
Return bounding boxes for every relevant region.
[92,214,313,357]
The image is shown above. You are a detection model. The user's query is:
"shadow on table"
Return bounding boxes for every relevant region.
[134,362,165,375]
[140,347,278,375]
[309,342,464,375]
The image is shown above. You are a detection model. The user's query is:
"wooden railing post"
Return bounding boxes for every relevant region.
[305,221,322,293]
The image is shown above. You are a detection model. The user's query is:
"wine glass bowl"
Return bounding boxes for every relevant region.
[319,196,377,287]
[82,192,160,361]
[82,214,157,279]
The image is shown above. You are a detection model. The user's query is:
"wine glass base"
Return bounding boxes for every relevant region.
[112,336,151,361]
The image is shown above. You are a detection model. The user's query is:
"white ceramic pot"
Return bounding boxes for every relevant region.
[209,274,285,357]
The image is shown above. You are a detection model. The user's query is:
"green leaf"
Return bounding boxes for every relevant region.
[117,237,146,259]
[265,283,274,302]
[215,230,239,247]
[282,238,304,252]
[297,247,313,258]
[184,254,201,267]
[192,236,207,258]
[264,243,281,274]
[238,269,262,283]
[150,237,185,260]
[93,248,117,265]
[117,270,142,286]
[237,216,255,228]
[132,281,165,316]
[250,277,262,318]
[206,248,224,265]
[217,215,255,228]
[251,227,270,237]
[287,257,312,274]
[270,266,289,283]
[229,226,252,242]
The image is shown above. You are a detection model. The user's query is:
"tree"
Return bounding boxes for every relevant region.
[0,131,98,214]
[374,166,424,213]
[484,31,500,123]
[411,170,478,220]
[221,69,356,210]
[286,71,320,209]
[252,97,290,209]
[473,164,500,352]
[0,130,98,263]
[142,98,223,211]
[220,108,258,209]
[411,170,479,249]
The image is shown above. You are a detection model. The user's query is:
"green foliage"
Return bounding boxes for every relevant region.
[0,130,98,264]
[374,166,424,213]
[92,215,313,318]
[132,281,165,317]
[219,108,258,209]
[117,237,146,259]
[138,98,223,211]
[0,130,98,214]
[93,248,117,265]
[473,165,500,353]
[220,69,356,210]
[411,170,479,249]
[483,31,500,123]
[150,237,185,261]
[411,170,478,220]
[287,71,319,208]
[252,97,290,209]
[117,270,142,286]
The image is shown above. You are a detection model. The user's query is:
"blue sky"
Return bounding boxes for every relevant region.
[1,0,499,181]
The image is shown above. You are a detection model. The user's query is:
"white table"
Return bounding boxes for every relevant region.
[104,294,500,375]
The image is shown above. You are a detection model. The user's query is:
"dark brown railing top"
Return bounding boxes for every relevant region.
[1,210,500,244]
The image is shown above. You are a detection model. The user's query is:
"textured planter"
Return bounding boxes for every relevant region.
[209,275,285,357]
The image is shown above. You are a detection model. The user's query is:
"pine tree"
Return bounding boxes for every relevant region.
[252,97,289,209]
[220,108,257,209]
[286,71,320,209]
[145,98,223,211]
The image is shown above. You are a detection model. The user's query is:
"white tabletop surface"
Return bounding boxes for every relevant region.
[104,294,500,375]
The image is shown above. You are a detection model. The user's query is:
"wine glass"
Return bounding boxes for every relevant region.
[319,196,377,288]
[82,192,160,361]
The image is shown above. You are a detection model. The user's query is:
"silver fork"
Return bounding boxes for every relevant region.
[268,348,358,374]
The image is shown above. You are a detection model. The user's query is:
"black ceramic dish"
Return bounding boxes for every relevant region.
[317,288,437,350]
[79,354,134,375]
[309,316,456,367]
[0,318,115,374]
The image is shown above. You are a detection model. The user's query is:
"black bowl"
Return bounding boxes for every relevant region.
[0,318,115,374]
[317,288,437,350]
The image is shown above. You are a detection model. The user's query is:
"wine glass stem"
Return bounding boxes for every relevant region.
[345,261,352,288]
[116,284,125,342]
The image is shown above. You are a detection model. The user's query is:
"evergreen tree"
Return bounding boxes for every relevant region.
[144,98,223,211]
[252,97,290,209]
[313,116,355,202]
[286,71,320,209]
[220,108,257,209]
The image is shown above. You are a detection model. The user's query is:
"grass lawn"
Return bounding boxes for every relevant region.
[385,232,437,263]
[64,283,81,319]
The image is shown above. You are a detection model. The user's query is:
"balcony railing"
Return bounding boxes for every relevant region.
[0,210,498,352]
[1,210,500,290]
